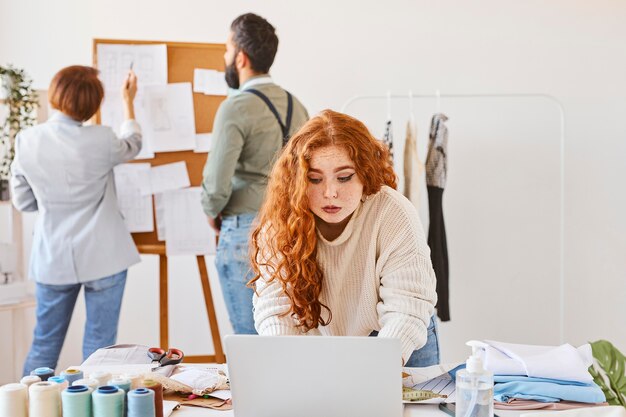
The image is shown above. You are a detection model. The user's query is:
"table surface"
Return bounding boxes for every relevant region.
[168,403,530,416]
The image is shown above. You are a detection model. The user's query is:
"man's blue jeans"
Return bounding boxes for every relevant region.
[23,270,127,376]
[215,213,257,334]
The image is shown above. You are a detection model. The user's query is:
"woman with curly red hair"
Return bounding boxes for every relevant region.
[249,109,439,366]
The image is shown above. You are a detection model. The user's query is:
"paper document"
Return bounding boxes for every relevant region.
[114,163,154,232]
[143,83,197,152]
[154,194,166,241]
[146,161,191,196]
[402,363,460,404]
[162,187,217,256]
[193,69,228,96]
[194,133,213,153]
[96,43,167,160]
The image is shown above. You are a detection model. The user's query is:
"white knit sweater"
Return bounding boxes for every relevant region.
[253,186,437,362]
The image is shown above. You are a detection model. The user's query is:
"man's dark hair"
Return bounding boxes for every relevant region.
[231,13,279,73]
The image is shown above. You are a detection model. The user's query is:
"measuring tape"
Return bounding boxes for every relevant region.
[402,387,448,402]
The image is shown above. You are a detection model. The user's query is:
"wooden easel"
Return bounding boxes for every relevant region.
[93,39,227,363]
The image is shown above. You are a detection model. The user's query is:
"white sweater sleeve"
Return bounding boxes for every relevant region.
[375,197,437,363]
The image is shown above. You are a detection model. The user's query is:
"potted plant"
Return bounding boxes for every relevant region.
[0,65,38,201]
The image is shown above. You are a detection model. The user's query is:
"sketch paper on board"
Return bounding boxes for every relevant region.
[154,194,166,241]
[194,133,212,153]
[162,187,216,256]
[96,43,168,159]
[145,161,191,196]
[193,68,228,96]
[113,163,154,232]
[143,83,196,152]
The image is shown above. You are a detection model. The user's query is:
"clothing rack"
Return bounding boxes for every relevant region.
[341,92,566,344]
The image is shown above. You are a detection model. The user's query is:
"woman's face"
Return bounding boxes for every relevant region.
[306,145,364,229]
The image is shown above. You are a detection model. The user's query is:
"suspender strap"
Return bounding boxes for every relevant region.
[245,88,293,145]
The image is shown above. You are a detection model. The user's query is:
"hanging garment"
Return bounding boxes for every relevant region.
[403,119,425,210]
[425,113,450,321]
[382,119,394,161]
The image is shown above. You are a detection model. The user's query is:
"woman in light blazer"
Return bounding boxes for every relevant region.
[11,65,142,375]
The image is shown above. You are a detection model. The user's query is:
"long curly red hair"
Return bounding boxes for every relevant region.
[249,109,397,331]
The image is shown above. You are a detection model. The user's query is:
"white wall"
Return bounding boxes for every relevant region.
[1,0,625,379]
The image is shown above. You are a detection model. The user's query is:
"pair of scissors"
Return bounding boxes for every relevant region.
[148,347,184,368]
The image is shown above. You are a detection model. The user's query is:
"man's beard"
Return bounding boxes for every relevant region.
[224,60,240,90]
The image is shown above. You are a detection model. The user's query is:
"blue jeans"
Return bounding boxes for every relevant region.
[216,213,257,334]
[371,315,440,367]
[23,270,127,376]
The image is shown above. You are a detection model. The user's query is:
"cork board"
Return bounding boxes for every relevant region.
[93,38,226,251]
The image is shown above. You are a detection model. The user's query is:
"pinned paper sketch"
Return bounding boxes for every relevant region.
[96,43,167,160]
[143,83,196,152]
[193,69,228,96]
[114,163,154,232]
[154,194,166,241]
[194,133,213,153]
[162,187,216,256]
[145,161,191,196]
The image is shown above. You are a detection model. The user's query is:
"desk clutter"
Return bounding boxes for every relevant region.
[0,345,230,416]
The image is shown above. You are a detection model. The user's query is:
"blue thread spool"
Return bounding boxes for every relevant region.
[109,377,131,417]
[128,388,155,417]
[92,385,124,417]
[62,385,92,417]
[30,367,54,381]
[61,369,83,386]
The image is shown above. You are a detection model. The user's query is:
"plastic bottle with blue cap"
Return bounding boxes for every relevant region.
[455,341,494,417]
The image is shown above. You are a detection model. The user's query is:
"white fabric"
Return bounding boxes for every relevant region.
[403,119,424,210]
[484,340,594,383]
[521,406,626,417]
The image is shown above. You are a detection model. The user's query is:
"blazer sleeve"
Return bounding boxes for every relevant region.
[10,133,38,212]
[110,119,142,165]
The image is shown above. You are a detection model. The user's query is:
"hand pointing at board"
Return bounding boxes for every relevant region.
[122,70,137,120]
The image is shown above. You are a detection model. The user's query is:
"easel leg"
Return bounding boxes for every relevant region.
[196,255,225,363]
[159,254,168,348]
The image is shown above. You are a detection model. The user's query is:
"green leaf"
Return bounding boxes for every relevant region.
[589,340,626,407]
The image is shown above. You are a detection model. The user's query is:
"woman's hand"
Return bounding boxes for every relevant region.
[122,70,137,120]
[122,70,137,102]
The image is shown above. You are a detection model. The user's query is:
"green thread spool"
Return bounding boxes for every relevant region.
[62,385,92,417]
[92,385,124,417]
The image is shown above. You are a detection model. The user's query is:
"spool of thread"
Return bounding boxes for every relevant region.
[30,367,55,381]
[128,388,155,417]
[0,383,28,417]
[142,380,163,417]
[93,386,124,417]
[62,385,93,417]
[48,376,69,391]
[108,377,132,394]
[123,373,143,390]
[29,381,61,417]
[90,371,112,387]
[109,376,132,417]
[61,368,84,386]
[72,378,99,390]
[20,375,41,387]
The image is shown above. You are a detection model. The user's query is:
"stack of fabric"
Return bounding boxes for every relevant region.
[482,340,608,411]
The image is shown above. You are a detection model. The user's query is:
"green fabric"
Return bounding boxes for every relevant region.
[201,81,308,218]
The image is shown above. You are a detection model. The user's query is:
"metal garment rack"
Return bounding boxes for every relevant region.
[341,92,566,344]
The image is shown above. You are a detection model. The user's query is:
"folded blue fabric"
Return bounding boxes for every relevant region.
[493,376,606,403]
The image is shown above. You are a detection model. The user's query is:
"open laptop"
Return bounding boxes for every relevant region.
[225,335,403,417]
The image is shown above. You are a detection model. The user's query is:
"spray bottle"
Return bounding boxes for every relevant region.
[455,341,493,417]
